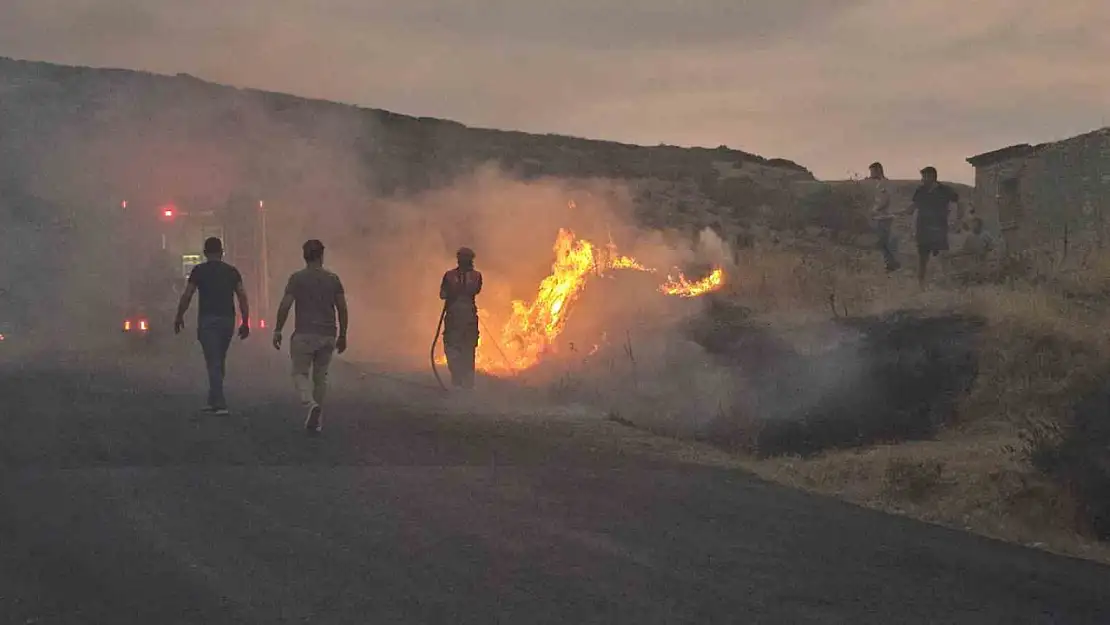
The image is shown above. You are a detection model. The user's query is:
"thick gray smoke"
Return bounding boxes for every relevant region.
[0,61,875,436]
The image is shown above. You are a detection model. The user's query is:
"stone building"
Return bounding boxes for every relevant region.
[965,127,1110,253]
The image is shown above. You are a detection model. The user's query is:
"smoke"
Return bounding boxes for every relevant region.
[325,166,715,371]
[0,62,380,357]
[0,61,725,388]
[0,59,871,443]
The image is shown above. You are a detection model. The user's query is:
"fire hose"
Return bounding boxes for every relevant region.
[429,302,448,391]
[430,303,514,390]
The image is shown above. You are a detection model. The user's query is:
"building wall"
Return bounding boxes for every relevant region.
[972,129,1110,253]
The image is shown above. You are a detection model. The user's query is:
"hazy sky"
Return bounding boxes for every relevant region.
[2,0,1108,183]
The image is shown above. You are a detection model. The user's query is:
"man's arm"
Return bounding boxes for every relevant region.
[234,281,250,326]
[274,274,298,335]
[271,292,293,350]
[336,293,349,339]
[333,275,348,353]
[174,282,196,324]
[473,272,483,296]
[274,293,294,333]
[902,188,920,216]
[439,273,449,301]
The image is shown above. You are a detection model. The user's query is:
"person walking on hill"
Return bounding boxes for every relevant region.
[272,239,348,434]
[174,237,251,415]
[867,161,900,272]
[905,166,961,287]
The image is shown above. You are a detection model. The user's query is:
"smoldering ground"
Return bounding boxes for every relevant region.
[538,298,984,458]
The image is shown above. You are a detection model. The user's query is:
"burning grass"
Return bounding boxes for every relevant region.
[442,227,725,376]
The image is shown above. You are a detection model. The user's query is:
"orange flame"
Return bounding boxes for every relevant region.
[659,268,725,298]
[481,228,598,374]
[437,228,724,376]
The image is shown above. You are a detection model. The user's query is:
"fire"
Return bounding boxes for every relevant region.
[438,228,725,377]
[659,268,725,298]
[608,255,653,272]
[484,228,599,373]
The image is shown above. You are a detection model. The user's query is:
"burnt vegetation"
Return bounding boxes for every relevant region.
[691,306,984,458]
[1015,383,1110,540]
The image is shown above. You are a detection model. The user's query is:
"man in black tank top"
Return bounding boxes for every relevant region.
[173,237,251,414]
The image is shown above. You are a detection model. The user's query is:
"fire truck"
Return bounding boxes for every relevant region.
[118,196,271,341]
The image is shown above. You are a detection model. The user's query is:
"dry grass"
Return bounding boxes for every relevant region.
[745,432,1110,565]
[711,235,1110,562]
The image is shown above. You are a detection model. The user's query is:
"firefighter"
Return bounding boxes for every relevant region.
[439,247,483,389]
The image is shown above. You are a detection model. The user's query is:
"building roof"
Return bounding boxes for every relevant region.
[966,126,1110,168]
[966,144,1036,168]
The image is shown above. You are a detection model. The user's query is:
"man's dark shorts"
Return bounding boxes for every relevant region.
[916,226,949,256]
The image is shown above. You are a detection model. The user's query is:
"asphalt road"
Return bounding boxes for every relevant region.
[2,341,1110,624]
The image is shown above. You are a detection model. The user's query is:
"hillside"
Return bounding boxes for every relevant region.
[0,56,813,218]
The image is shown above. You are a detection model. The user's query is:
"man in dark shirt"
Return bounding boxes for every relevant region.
[905,166,961,287]
[272,239,348,434]
[174,237,251,414]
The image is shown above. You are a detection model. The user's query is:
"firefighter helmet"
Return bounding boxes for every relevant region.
[456,246,475,260]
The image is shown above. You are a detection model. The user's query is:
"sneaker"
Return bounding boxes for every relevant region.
[213,407,230,416]
[304,404,323,433]
[200,405,218,415]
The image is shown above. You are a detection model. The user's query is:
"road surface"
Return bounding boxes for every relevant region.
[1,342,1109,624]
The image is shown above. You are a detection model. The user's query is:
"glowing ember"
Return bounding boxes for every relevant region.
[659,268,725,298]
[436,228,724,377]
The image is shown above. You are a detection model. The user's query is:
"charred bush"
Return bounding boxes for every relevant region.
[1022,386,1110,540]
[697,310,984,458]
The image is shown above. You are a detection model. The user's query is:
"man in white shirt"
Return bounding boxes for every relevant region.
[867,161,900,272]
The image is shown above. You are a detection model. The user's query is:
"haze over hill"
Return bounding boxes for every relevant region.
[0,56,814,361]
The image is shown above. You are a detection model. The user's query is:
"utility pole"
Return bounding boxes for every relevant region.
[259,200,270,326]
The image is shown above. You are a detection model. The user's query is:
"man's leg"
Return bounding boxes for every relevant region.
[444,341,463,387]
[876,220,900,271]
[917,246,930,287]
[290,334,316,406]
[214,319,233,409]
[462,342,477,389]
[197,317,233,411]
[311,337,336,407]
[197,322,220,409]
[290,333,325,432]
